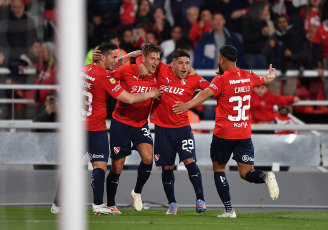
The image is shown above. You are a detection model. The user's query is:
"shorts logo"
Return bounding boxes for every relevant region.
[114,147,120,154]
[242,155,254,162]
[154,154,160,161]
[90,153,104,159]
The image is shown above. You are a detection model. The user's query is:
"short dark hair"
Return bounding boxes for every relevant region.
[219,45,238,62]
[97,42,118,56]
[142,43,162,56]
[172,50,190,60]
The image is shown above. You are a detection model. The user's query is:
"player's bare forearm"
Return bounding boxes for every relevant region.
[173,88,213,114]
[263,64,277,85]
[115,50,142,69]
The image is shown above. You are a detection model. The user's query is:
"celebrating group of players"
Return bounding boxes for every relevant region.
[52,42,280,218]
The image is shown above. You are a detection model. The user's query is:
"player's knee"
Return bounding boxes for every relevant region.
[239,171,247,180]
[92,161,107,172]
[162,166,174,170]
[183,158,195,166]
[142,155,153,165]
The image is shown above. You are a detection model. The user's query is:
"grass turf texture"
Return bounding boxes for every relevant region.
[1,207,328,230]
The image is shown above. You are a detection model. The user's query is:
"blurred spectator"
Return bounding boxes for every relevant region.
[251,85,300,123]
[120,26,136,53]
[312,18,328,77]
[160,25,184,63]
[263,15,307,96]
[0,0,11,58]
[170,0,204,26]
[145,30,159,45]
[6,0,37,69]
[0,49,10,119]
[43,0,57,42]
[33,91,57,123]
[150,0,174,26]
[85,31,130,66]
[166,38,194,65]
[274,105,300,134]
[205,0,250,41]
[151,7,171,42]
[243,1,272,69]
[194,12,243,69]
[184,6,199,36]
[299,0,324,40]
[119,0,136,27]
[188,8,213,48]
[134,0,152,29]
[87,0,122,47]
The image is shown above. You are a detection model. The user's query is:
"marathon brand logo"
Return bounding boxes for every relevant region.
[154,154,160,161]
[229,78,250,85]
[81,72,95,81]
[112,84,122,92]
[131,86,155,93]
[159,85,184,95]
[114,147,120,154]
[242,155,254,162]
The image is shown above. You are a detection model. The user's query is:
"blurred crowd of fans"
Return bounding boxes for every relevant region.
[0,0,327,123]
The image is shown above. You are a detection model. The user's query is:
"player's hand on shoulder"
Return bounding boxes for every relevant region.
[173,101,187,115]
[150,88,164,100]
[139,64,151,78]
[128,50,142,58]
[188,67,195,76]
[92,50,102,63]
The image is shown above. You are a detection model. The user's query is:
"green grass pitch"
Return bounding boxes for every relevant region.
[1,207,328,230]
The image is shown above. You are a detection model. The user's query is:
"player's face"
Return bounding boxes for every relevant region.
[172,56,190,79]
[104,49,118,71]
[143,51,160,74]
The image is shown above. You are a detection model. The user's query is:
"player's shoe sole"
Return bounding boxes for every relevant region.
[131,189,143,211]
[265,172,279,200]
[217,209,237,218]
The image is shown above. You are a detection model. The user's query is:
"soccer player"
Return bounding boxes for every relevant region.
[173,45,279,218]
[139,50,210,215]
[51,42,162,215]
[105,43,162,213]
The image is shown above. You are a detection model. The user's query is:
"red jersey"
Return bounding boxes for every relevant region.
[81,64,124,131]
[151,62,210,128]
[251,91,296,123]
[300,7,321,39]
[111,64,157,127]
[208,68,264,139]
[274,112,299,135]
[313,23,328,58]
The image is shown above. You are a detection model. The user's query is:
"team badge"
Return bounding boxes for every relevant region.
[110,78,116,84]
[114,147,120,154]
[154,154,160,161]
[181,79,186,85]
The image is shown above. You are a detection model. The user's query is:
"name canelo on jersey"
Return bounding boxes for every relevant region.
[160,85,184,95]
[131,85,155,93]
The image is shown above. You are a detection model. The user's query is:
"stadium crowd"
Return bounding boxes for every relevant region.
[0,0,327,121]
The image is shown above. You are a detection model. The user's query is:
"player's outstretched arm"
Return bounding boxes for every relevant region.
[116,88,164,104]
[263,64,277,85]
[173,88,214,114]
[115,50,142,68]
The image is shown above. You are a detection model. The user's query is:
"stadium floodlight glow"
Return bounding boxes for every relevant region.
[57,0,86,230]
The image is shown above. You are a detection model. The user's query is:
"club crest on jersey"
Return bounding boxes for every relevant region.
[154,154,160,161]
[114,147,120,154]
[181,79,186,85]
[110,78,116,84]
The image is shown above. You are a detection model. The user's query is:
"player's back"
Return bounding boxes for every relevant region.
[209,68,264,139]
[81,64,122,131]
[112,64,156,127]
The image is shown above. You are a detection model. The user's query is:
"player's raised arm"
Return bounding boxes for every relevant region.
[263,64,277,85]
[173,88,214,114]
[117,88,163,104]
[115,50,142,68]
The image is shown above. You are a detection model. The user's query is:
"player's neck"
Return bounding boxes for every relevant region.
[94,61,106,70]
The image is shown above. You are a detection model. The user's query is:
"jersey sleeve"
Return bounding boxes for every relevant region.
[249,71,265,87]
[194,75,210,90]
[101,76,124,98]
[111,66,124,80]
[207,76,224,97]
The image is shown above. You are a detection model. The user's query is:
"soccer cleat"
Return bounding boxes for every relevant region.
[92,203,121,215]
[109,206,122,215]
[196,199,206,213]
[51,203,60,214]
[217,209,237,218]
[166,202,178,215]
[131,189,143,211]
[265,172,279,200]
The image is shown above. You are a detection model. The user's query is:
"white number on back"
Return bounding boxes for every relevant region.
[228,95,251,121]
[82,91,93,118]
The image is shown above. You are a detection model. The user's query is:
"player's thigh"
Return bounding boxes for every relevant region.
[87,130,110,165]
[232,138,255,166]
[154,125,176,166]
[210,135,235,165]
[174,126,197,162]
[137,143,153,164]
[130,122,154,163]
[109,118,132,159]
